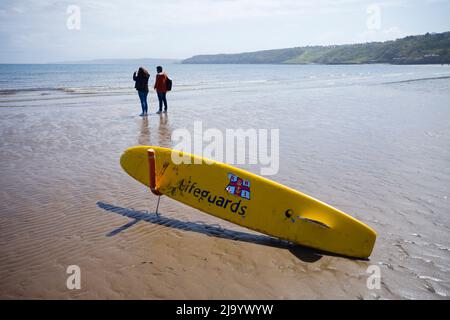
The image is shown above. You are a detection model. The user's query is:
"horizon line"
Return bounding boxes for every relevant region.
[2,31,448,65]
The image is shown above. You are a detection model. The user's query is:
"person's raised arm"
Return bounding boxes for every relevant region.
[133,71,137,81]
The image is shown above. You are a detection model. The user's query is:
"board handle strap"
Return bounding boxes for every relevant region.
[147,149,163,196]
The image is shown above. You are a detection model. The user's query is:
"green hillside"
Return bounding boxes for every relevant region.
[182,32,450,65]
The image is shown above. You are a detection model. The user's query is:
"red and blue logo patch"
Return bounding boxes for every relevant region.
[225,173,251,200]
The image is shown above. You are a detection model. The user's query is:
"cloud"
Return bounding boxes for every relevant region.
[0,0,449,62]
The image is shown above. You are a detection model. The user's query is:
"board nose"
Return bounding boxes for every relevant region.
[119,147,135,175]
[120,146,154,187]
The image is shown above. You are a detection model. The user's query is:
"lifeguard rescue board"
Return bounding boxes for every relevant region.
[120,146,376,258]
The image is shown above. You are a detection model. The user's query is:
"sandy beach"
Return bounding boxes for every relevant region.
[1,64,449,299]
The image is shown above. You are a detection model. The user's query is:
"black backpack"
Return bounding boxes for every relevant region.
[166,77,172,91]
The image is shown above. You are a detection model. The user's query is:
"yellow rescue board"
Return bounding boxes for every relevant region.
[120,146,376,258]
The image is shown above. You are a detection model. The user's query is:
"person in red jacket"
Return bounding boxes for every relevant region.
[154,66,168,114]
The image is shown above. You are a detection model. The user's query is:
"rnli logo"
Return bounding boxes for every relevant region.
[225,173,251,200]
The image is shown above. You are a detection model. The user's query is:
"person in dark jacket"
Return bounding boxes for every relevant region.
[154,66,168,114]
[133,67,150,116]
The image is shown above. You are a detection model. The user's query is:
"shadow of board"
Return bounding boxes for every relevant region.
[96,201,360,263]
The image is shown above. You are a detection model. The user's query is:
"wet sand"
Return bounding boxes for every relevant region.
[1,66,450,299]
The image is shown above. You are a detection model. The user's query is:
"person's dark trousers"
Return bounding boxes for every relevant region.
[157,92,168,112]
[138,90,148,114]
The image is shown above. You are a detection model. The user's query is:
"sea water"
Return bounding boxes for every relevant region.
[0,63,449,299]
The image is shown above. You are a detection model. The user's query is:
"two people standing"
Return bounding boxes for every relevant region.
[133,66,169,116]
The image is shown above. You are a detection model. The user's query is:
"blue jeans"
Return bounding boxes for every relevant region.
[138,90,148,114]
[157,92,167,112]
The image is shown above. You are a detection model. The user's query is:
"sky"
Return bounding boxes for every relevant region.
[0,0,449,63]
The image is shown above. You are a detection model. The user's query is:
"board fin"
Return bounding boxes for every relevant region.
[147,149,163,196]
